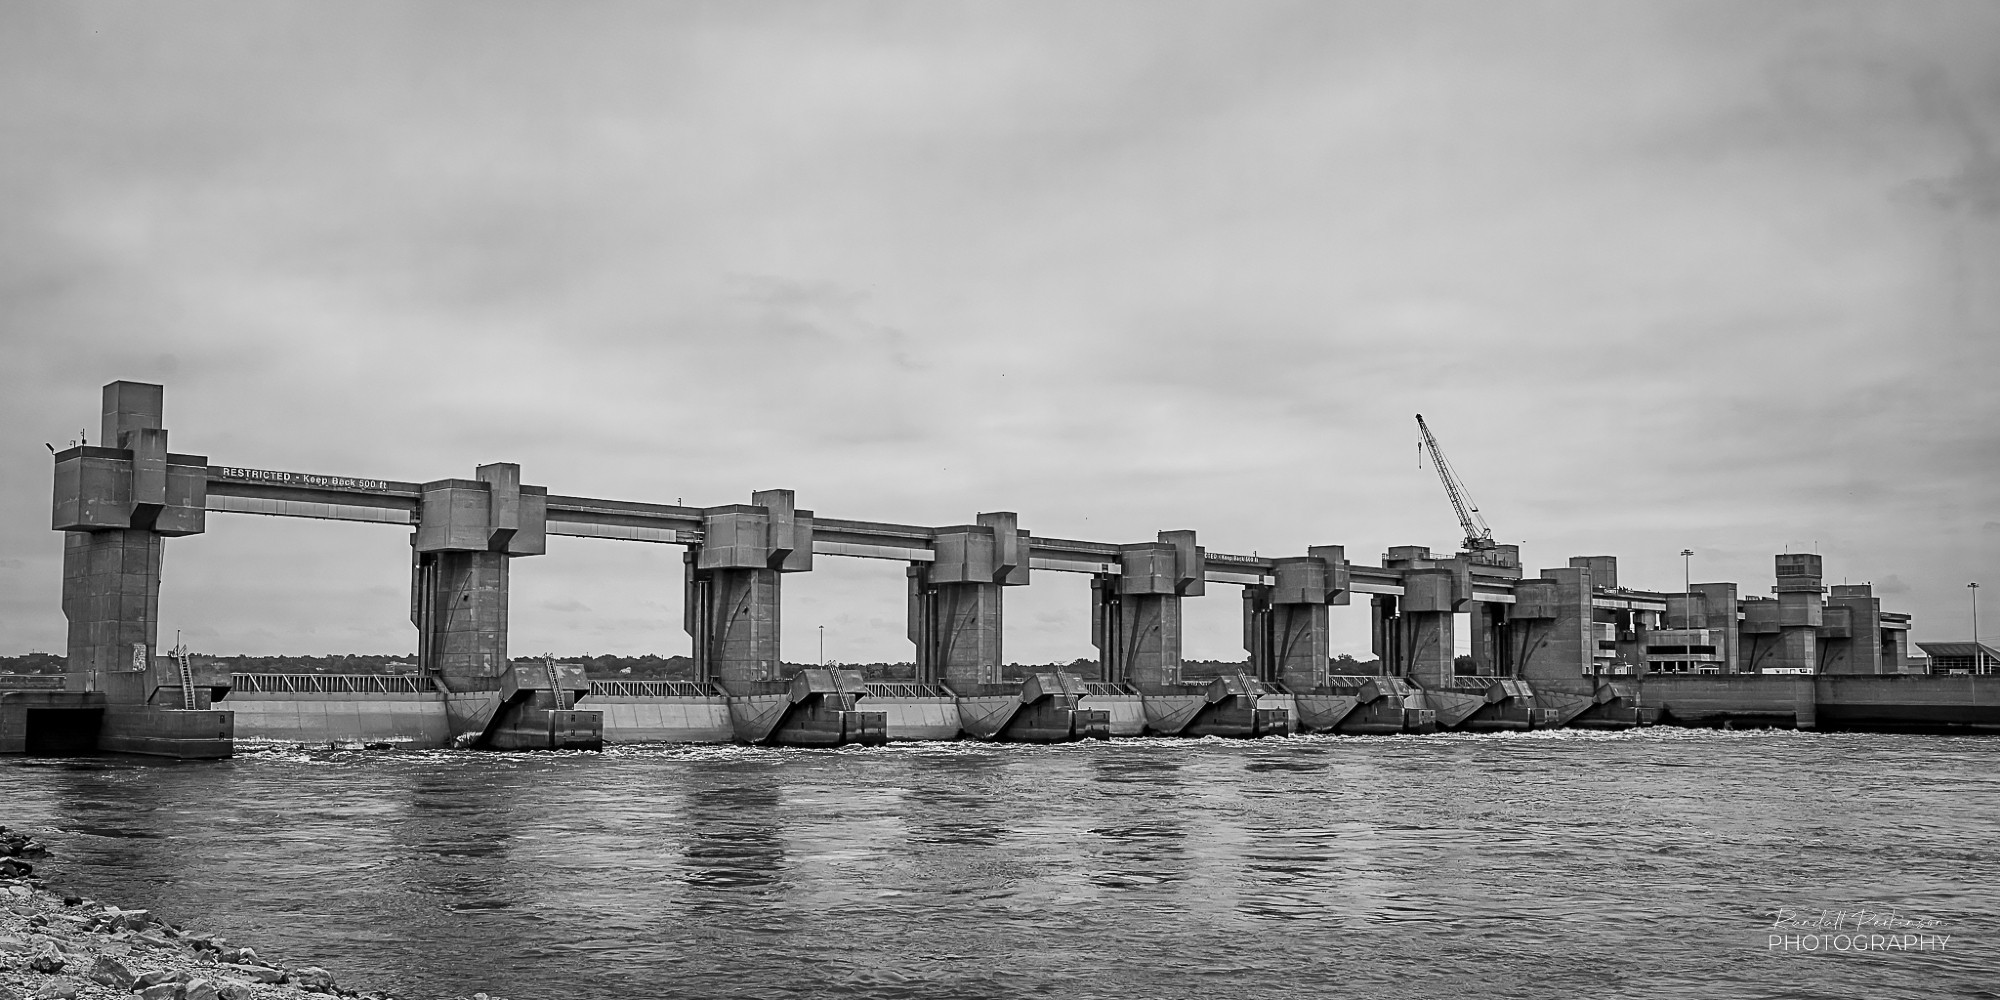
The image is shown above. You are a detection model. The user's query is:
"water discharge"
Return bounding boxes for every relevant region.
[3,730,1995,999]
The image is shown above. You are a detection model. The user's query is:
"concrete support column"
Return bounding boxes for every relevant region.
[1368,594,1395,677]
[1401,612,1454,686]
[1694,583,1741,673]
[909,578,1003,686]
[686,562,782,684]
[1468,601,1511,676]
[1826,584,1884,674]
[1106,592,1184,688]
[412,549,510,685]
[1397,567,1461,687]
[1094,532,1202,691]
[60,529,162,694]
[907,513,1028,687]
[1512,567,1595,683]
[1249,547,1347,690]
[1772,554,1824,673]
[410,463,546,693]
[1267,603,1331,690]
[1244,587,1275,684]
[687,489,812,686]
[52,382,207,702]
[1883,628,1908,672]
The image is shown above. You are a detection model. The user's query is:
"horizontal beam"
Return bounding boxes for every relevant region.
[548,521,698,545]
[813,540,934,562]
[544,495,702,534]
[208,494,413,524]
[1030,554,1120,574]
[194,464,1586,605]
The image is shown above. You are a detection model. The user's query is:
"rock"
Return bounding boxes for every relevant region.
[0,859,33,877]
[222,964,285,984]
[216,984,254,1000]
[293,967,337,994]
[137,985,181,1000]
[230,947,258,966]
[0,931,29,953]
[28,942,67,973]
[30,983,77,1000]
[0,984,19,1000]
[133,931,176,949]
[183,979,219,1000]
[89,953,137,988]
[27,913,47,927]
[134,971,181,989]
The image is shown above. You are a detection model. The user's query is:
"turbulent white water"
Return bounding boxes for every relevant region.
[4,730,1996,999]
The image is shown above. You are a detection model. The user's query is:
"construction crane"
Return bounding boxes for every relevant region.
[1415,414,1496,552]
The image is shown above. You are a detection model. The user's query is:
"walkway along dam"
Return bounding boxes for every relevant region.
[7,381,1996,757]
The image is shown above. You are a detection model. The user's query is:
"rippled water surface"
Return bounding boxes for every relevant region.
[3,730,1997,999]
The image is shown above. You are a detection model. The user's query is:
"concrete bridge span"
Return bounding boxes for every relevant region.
[19,380,1949,757]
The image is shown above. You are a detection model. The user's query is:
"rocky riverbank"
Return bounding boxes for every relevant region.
[0,826,482,1000]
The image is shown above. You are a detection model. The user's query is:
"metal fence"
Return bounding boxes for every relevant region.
[585,679,720,698]
[230,673,439,694]
[861,682,952,698]
[1081,682,1141,697]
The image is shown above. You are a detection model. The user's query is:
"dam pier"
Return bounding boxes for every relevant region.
[5,381,1994,758]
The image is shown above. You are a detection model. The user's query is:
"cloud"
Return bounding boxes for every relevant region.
[2,2,1996,659]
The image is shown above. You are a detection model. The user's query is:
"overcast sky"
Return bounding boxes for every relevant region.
[3,1,1996,664]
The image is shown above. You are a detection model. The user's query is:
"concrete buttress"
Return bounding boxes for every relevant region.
[410,463,547,691]
[45,381,228,757]
[1245,546,1349,691]
[686,489,812,686]
[908,512,1028,687]
[1094,531,1203,691]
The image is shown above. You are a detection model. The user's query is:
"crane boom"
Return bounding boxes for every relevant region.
[1415,414,1496,552]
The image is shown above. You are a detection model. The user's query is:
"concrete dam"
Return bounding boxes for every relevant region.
[6,380,1995,758]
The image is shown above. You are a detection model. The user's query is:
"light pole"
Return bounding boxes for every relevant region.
[1680,549,1694,626]
[818,624,825,666]
[1971,583,1982,672]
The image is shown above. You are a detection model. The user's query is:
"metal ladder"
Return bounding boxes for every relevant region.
[544,656,565,742]
[176,641,197,709]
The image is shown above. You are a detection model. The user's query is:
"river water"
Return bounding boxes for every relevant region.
[2,730,1995,1000]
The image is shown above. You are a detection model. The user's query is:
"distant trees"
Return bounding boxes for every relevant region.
[0,652,65,674]
[2,649,1416,680]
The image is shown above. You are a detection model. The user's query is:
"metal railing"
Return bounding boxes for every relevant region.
[584,679,719,698]
[861,682,951,698]
[1080,682,1141,697]
[230,673,439,694]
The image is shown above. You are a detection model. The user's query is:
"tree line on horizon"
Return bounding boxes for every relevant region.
[1,650,1391,678]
